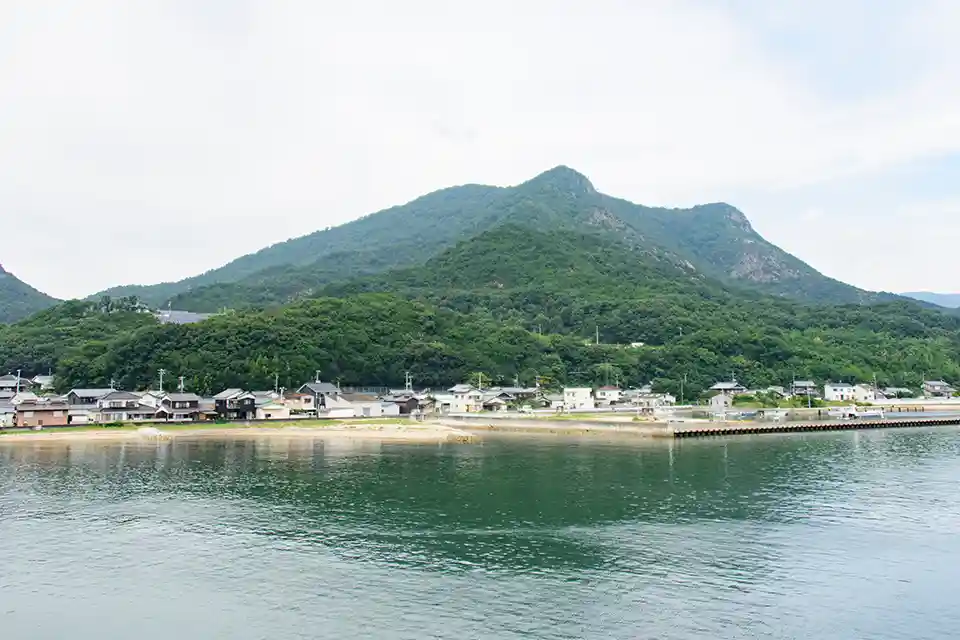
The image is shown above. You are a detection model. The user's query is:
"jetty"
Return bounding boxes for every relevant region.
[669,415,960,438]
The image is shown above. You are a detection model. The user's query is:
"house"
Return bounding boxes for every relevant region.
[0,402,14,427]
[382,392,431,415]
[487,386,539,400]
[544,393,564,409]
[447,385,484,413]
[255,398,291,420]
[16,400,69,428]
[213,389,257,420]
[709,380,748,396]
[159,393,202,421]
[765,386,789,398]
[10,391,40,405]
[31,375,55,391]
[563,387,595,411]
[66,388,115,405]
[297,381,343,414]
[0,374,32,393]
[823,383,858,402]
[594,386,622,406]
[853,385,882,403]
[481,395,508,412]
[97,390,158,422]
[284,392,316,414]
[341,393,401,418]
[790,381,819,397]
[923,380,955,398]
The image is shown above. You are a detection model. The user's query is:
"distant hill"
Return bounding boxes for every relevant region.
[0,264,59,323]
[131,166,893,312]
[902,292,960,308]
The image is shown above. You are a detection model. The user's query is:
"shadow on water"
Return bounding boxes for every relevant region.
[3,427,960,577]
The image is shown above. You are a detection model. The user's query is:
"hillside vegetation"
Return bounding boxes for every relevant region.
[6,226,958,398]
[97,166,893,310]
[0,265,59,324]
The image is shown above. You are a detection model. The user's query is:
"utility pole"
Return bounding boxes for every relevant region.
[596,325,600,345]
[404,371,413,393]
[274,372,279,393]
[315,370,322,384]
[681,373,686,406]
[109,377,116,391]
[158,368,166,392]
[15,369,21,394]
[178,376,185,393]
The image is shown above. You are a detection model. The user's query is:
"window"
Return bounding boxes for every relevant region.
[53,411,63,417]
[23,411,34,418]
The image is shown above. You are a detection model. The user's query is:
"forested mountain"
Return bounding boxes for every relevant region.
[7,225,959,397]
[0,264,58,324]
[97,166,889,310]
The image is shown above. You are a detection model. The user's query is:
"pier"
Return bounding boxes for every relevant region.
[670,416,960,438]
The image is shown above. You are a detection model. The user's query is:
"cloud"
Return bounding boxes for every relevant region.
[1,0,959,297]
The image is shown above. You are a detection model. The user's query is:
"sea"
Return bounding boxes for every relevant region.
[2,428,959,639]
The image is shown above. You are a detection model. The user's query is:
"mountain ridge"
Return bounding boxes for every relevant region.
[105,165,896,312]
[0,263,59,323]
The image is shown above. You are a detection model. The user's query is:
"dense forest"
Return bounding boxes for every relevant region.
[3,225,958,397]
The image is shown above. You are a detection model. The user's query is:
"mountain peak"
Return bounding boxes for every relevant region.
[522,166,596,196]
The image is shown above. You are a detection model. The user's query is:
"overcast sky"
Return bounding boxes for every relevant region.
[2,0,959,299]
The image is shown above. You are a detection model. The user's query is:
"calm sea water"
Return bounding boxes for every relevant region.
[2,429,960,639]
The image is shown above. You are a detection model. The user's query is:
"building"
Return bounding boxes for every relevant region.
[923,380,955,398]
[563,387,595,411]
[882,387,915,399]
[824,383,856,402]
[0,402,14,427]
[66,388,115,405]
[594,386,622,406]
[823,383,881,403]
[255,399,291,420]
[790,381,818,397]
[16,400,69,428]
[159,393,202,421]
[31,375,55,391]
[0,374,32,394]
[709,380,748,396]
[710,393,733,414]
[97,390,158,422]
[213,389,257,420]
[297,381,343,414]
[447,384,484,413]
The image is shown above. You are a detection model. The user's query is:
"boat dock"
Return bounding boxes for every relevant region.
[670,415,960,438]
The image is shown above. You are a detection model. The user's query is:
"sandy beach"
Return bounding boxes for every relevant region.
[0,422,477,444]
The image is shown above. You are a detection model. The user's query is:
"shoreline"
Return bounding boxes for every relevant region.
[0,422,477,445]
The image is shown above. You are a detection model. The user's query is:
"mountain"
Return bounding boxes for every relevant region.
[902,292,960,308]
[95,166,888,311]
[0,264,59,324]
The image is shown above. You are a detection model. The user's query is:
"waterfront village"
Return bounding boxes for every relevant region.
[0,370,956,429]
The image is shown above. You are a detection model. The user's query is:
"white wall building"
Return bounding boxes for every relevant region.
[594,386,622,406]
[824,383,879,403]
[563,388,595,410]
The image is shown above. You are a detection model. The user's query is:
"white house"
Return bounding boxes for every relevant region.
[563,387,595,410]
[824,383,881,403]
[594,386,622,406]
[256,400,291,420]
[447,384,484,413]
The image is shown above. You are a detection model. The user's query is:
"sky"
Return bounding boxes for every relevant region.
[2,0,959,299]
